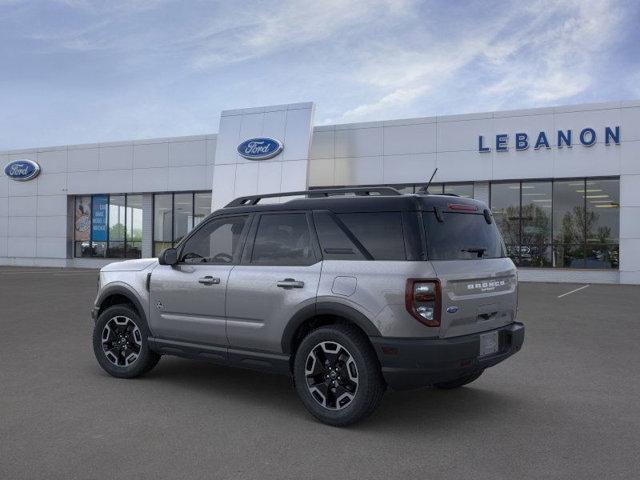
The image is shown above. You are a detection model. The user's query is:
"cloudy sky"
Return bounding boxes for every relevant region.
[1,0,638,150]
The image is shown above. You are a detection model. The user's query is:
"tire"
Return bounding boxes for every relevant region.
[293,324,385,427]
[434,370,484,390]
[92,304,160,379]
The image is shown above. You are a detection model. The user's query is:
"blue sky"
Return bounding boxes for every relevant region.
[1,0,639,150]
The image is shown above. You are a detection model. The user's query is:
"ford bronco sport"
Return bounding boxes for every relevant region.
[92,187,524,426]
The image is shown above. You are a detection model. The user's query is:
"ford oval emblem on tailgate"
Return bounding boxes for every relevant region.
[447,306,459,314]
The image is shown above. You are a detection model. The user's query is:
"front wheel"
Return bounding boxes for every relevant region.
[293,325,385,427]
[92,304,160,378]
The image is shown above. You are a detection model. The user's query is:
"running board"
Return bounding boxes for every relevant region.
[148,337,291,375]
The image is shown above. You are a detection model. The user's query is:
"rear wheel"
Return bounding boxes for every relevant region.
[434,370,484,389]
[92,304,160,378]
[293,325,385,427]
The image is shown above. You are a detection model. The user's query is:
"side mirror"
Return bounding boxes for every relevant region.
[158,247,178,266]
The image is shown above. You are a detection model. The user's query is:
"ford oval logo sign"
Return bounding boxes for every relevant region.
[237,137,283,160]
[4,159,41,182]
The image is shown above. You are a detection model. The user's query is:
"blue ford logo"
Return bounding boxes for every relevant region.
[237,137,283,160]
[4,159,41,181]
[446,306,459,314]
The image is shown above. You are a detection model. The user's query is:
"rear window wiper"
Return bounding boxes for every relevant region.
[461,247,487,258]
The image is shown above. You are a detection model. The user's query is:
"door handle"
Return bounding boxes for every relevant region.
[277,278,305,289]
[198,276,220,286]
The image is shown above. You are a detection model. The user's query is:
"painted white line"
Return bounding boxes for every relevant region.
[557,284,590,298]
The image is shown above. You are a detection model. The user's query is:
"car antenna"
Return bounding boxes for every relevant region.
[424,167,438,194]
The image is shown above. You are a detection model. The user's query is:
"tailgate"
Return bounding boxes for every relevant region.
[431,258,517,338]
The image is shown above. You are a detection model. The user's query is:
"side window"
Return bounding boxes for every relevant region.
[251,213,314,266]
[313,211,366,260]
[337,212,406,260]
[180,215,248,264]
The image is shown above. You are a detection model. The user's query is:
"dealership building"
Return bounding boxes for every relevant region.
[1,100,639,284]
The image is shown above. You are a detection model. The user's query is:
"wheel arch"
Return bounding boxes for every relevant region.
[96,283,147,323]
[282,302,381,356]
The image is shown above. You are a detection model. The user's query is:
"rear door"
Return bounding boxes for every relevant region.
[226,212,321,353]
[423,207,517,338]
[149,214,250,347]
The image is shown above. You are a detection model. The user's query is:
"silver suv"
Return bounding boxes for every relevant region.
[91,187,524,426]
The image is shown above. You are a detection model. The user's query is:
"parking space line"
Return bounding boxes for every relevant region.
[557,284,590,298]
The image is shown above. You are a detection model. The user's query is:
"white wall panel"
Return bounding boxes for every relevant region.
[257,162,283,194]
[8,217,36,237]
[133,167,169,192]
[310,130,334,160]
[8,196,37,216]
[234,163,259,197]
[134,142,169,169]
[167,165,208,191]
[37,149,67,173]
[37,173,67,196]
[437,151,492,181]
[308,158,335,186]
[169,140,206,167]
[36,237,67,258]
[282,106,315,162]
[335,127,382,158]
[68,147,99,171]
[7,237,36,257]
[438,118,494,152]
[383,123,436,155]
[620,107,640,142]
[37,215,67,237]
[382,154,436,184]
[334,156,383,185]
[620,140,640,175]
[99,144,133,170]
[68,170,133,194]
[37,195,68,217]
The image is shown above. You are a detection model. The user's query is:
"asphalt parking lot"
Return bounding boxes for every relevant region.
[1,267,639,479]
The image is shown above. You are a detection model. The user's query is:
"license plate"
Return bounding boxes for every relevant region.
[479,331,499,357]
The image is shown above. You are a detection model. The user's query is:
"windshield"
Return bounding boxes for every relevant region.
[423,211,506,260]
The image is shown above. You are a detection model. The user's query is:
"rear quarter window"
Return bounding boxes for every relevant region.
[336,212,406,260]
[423,211,506,260]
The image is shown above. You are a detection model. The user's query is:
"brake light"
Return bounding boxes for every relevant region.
[405,279,441,327]
[448,203,477,212]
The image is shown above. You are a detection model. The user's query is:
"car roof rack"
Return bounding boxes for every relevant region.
[225,187,402,207]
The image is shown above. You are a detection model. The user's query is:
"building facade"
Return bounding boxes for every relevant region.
[1,100,639,284]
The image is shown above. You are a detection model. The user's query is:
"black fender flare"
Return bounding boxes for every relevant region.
[281,301,381,354]
[95,283,147,323]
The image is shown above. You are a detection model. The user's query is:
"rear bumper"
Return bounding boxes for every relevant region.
[370,322,524,390]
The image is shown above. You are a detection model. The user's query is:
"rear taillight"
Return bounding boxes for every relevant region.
[405,279,441,327]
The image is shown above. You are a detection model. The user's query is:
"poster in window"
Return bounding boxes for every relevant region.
[92,195,108,242]
[74,196,91,241]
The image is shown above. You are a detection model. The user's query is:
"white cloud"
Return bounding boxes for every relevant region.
[334,0,625,122]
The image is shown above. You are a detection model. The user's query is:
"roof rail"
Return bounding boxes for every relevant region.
[224,187,402,208]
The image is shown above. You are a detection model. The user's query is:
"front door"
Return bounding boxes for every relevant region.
[149,214,250,347]
[226,212,321,353]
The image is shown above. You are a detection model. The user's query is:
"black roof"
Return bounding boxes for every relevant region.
[213,190,487,217]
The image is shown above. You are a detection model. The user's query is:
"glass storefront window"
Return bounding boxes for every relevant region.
[489,178,619,270]
[73,193,143,259]
[490,182,521,264]
[173,193,193,244]
[520,181,552,267]
[107,195,125,257]
[126,195,143,259]
[444,183,474,198]
[153,194,173,255]
[194,192,212,228]
[153,191,212,256]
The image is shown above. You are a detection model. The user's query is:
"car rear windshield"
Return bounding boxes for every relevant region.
[423,211,506,260]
